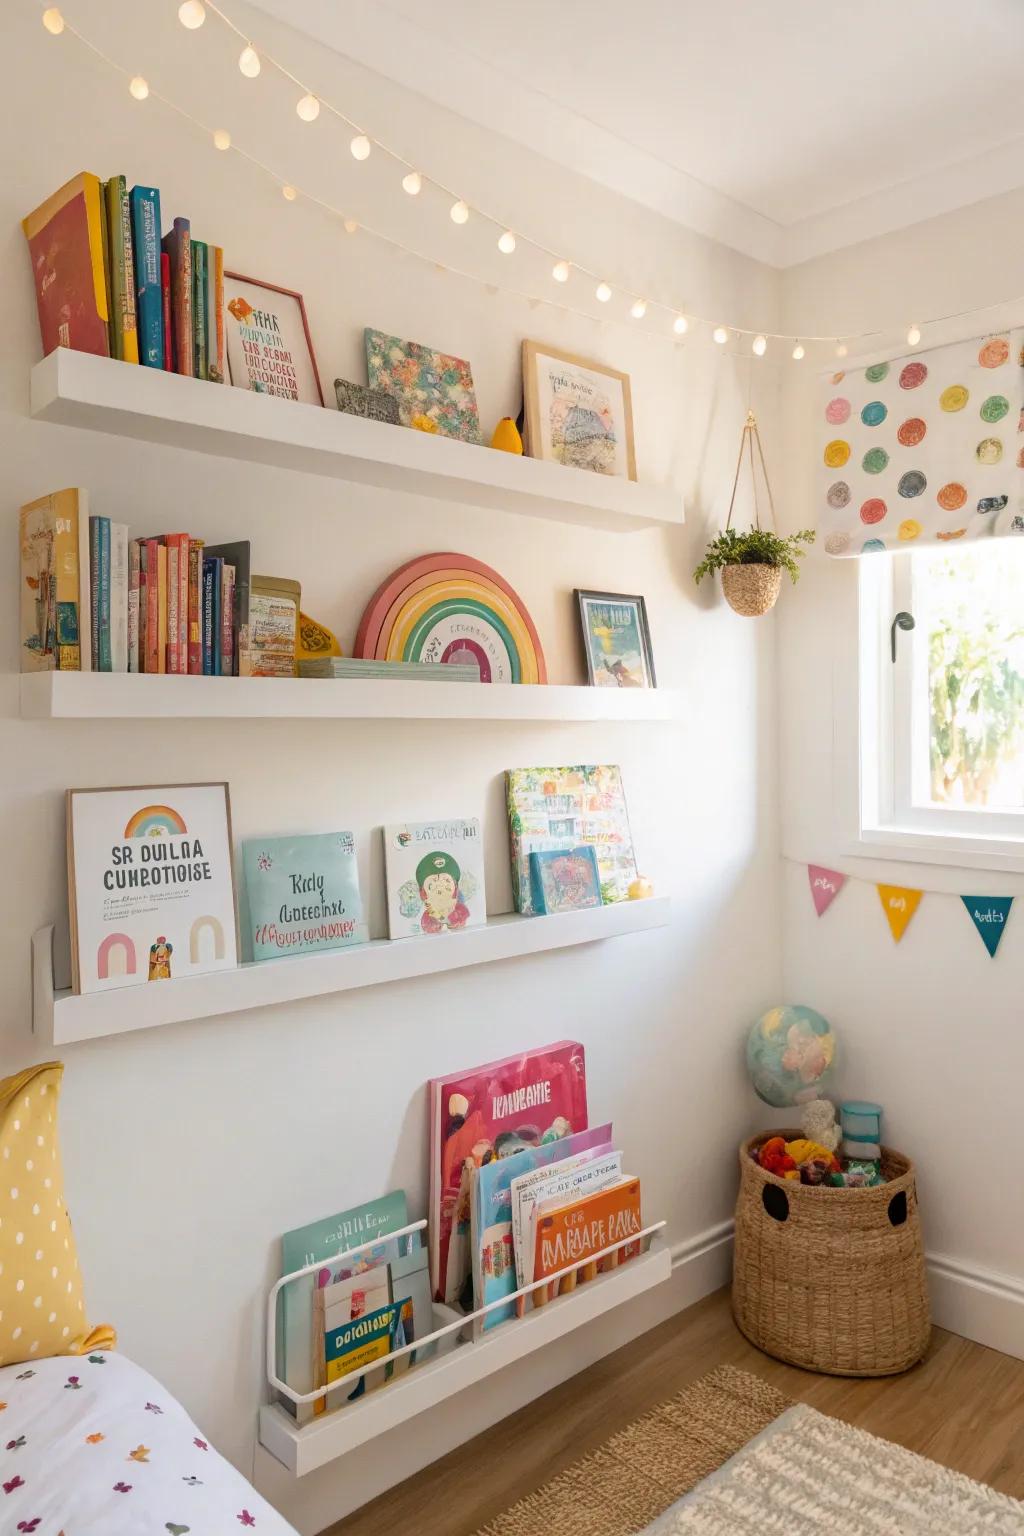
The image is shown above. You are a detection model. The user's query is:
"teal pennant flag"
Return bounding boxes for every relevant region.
[961,896,1014,958]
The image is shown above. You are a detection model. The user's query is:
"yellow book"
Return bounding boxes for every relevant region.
[157,544,168,674]
[19,488,88,671]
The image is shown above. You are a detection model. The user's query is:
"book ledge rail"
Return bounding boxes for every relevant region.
[31,900,671,1044]
[259,1217,671,1475]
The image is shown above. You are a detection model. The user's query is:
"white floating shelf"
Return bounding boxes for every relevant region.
[33,900,670,1045]
[30,350,683,533]
[20,672,682,722]
[259,1240,672,1475]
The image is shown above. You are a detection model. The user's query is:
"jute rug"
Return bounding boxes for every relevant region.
[472,1365,1024,1536]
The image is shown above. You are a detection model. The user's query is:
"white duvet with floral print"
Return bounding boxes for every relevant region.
[0,1350,296,1535]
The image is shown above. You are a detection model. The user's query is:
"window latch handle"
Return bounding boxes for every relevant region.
[891,610,915,663]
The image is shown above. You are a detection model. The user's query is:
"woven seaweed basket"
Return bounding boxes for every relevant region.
[732,1131,930,1376]
[722,564,782,617]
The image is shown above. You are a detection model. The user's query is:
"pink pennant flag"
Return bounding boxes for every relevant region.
[807,864,847,917]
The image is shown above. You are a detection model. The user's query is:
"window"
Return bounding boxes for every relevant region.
[857,541,1024,865]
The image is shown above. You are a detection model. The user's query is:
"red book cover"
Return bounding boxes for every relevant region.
[428,1041,587,1305]
[22,172,110,358]
[166,539,179,674]
[144,537,160,674]
[187,539,205,674]
[161,218,192,377]
[165,534,189,673]
[160,250,172,370]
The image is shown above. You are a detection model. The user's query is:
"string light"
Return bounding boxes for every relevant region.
[350,133,371,160]
[713,326,728,345]
[296,92,320,122]
[836,343,848,358]
[497,230,516,255]
[673,314,688,335]
[402,171,422,196]
[630,299,648,320]
[281,183,297,201]
[450,199,470,225]
[552,260,570,283]
[128,75,149,100]
[343,218,358,234]
[595,282,612,303]
[177,1,206,28]
[752,334,767,356]
[238,44,260,77]
[41,7,64,33]
[792,341,805,361]
[907,323,922,347]
[213,128,231,150]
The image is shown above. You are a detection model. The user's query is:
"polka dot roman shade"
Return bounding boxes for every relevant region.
[818,330,1024,555]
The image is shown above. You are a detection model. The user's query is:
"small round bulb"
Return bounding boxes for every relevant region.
[350,134,372,161]
[42,7,65,34]
[792,341,805,361]
[552,260,570,283]
[595,282,612,303]
[450,199,470,225]
[178,0,206,28]
[713,325,728,345]
[836,342,848,358]
[129,76,150,100]
[238,44,260,78]
[907,323,921,347]
[673,314,688,335]
[630,298,647,320]
[752,334,767,356]
[402,171,422,195]
[497,230,516,255]
[343,218,358,234]
[281,184,297,201]
[296,93,320,122]
[213,128,231,151]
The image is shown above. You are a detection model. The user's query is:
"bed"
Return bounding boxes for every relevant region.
[0,1348,297,1535]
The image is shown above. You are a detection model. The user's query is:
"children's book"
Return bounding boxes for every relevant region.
[322,1302,402,1406]
[103,175,139,363]
[19,488,88,672]
[507,765,637,914]
[206,243,225,382]
[202,554,222,674]
[204,540,250,675]
[192,239,207,380]
[529,845,603,915]
[187,538,205,674]
[160,250,172,369]
[91,516,111,671]
[472,1124,612,1331]
[127,538,140,672]
[22,172,110,357]
[383,818,486,939]
[316,1268,395,1407]
[530,1177,642,1309]
[243,832,367,962]
[130,184,163,367]
[221,564,235,675]
[428,1041,587,1305]
[161,217,192,376]
[511,1149,623,1299]
[109,522,129,673]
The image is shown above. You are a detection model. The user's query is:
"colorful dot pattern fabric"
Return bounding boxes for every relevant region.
[818,332,1024,556]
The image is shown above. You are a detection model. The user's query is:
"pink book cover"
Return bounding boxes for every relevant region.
[428,1040,587,1304]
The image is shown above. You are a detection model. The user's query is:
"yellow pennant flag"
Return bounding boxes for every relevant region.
[877,884,923,943]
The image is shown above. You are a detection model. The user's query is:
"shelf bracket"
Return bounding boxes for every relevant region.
[32,925,55,1039]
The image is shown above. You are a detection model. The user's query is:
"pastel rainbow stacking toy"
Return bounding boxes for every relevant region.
[841,1100,883,1161]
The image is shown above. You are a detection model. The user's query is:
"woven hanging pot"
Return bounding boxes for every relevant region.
[721,564,782,617]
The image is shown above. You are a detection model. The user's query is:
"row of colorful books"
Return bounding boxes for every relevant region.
[275,1041,644,1421]
[22,171,224,379]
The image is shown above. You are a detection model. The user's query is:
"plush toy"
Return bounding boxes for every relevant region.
[784,1137,839,1170]
[800,1098,841,1154]
[757,1136,798,1180]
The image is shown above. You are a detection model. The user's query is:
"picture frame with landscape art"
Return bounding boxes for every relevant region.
[522,341,636,480]
[223,272,324,405]
[575,589,656,689]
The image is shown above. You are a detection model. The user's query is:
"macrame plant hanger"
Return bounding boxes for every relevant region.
[722,410,783,616]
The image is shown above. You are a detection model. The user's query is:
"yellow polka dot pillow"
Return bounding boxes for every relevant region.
[0,1061,115,1366]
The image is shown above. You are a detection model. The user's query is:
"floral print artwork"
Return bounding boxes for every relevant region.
[364,328,482,442]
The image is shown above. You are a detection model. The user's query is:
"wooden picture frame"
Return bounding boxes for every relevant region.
[66,782,239,994]
[522,340,637,481]
[223,271,324,405]
[575,589,656,689]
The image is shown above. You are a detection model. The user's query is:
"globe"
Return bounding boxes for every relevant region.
[746,1005,836,1107]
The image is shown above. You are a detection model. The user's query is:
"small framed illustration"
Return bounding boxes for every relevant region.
[575,590,656,689]
[365,328,482,442]
[522,341,636,480]
[224,272,323,404]
[66,782,239,994]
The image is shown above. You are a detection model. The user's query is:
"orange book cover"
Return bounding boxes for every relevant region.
[532,1178,641,1307]
[22,173,110,358]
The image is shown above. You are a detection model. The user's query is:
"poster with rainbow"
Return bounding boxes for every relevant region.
[66,783,238,994]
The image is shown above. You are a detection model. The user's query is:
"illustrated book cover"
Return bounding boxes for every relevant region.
[22,172,110,358]
[507,765,637,915]
[529,845,603,915]
[531,1177,642,1308]
[19,488,89,672]
[243,831,367,961]
[510,1149,623,1300]
[383,818,486,939]
[365,328,482,442]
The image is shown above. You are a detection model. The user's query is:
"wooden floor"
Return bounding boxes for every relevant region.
[326,1286,1024,1536]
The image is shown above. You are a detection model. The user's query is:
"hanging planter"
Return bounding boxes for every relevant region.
[693,411,814,617]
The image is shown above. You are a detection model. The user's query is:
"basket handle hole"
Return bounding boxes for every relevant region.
[762,1184,789,1223]
[888,1191,908,1227]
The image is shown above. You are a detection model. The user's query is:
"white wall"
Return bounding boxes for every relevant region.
[2,4,783,1528]
[778,191,1024,1341]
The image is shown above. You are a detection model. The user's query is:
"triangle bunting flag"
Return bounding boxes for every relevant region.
[807,865,847,917]
[877,884,923,943]
[961,896,1014,958]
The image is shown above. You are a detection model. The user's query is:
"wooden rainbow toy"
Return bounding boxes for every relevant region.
[354,553,547,684]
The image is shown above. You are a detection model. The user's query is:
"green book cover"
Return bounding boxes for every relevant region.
[103,176,138,363]
[243,831,367,961]
[192,239,207,380]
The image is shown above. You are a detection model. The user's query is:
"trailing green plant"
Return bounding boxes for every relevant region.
[693,526,815,586]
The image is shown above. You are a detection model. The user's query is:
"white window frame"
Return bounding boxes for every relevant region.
[845,552,1024,873]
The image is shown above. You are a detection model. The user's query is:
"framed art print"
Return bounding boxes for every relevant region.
[66,782,239,993]
[364,328,482,442]
[224,272,324,404]
[575,590,656,688]
[522,341,636,480]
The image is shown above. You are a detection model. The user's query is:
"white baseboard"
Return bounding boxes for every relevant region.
[927,1252,1024,1362]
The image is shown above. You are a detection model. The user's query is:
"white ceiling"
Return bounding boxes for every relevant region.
[252,0,1024,267]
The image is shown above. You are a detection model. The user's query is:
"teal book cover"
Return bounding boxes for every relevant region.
[243,831,367,962]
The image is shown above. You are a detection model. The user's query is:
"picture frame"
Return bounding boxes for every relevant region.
[223,271,324,405]
[334,378,401,424]
[522,341,636,480]
[66,781,239,994]
[575,589,656,689]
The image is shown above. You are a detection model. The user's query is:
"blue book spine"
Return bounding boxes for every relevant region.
[97,517,111,673]
[210,557,222,675]
[202,558,215,675]
[89,517,100,670]
[130,185,164,368]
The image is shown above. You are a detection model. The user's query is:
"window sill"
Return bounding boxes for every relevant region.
[845,825,1024,876]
